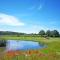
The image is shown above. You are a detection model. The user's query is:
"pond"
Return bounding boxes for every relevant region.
[6,40,46,51]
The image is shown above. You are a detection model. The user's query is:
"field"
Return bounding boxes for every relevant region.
[0,35,60,60]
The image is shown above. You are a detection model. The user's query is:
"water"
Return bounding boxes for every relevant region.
[6,40,46,51]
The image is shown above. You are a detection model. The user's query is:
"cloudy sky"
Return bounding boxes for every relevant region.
[0,0,60,33]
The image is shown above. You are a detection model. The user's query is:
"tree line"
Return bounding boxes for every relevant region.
[0,31,26,35]
[39,30,60,37]
[0,30,60,37]
[0,30,60,47]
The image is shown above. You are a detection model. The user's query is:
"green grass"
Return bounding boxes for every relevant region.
[0,35,60,60]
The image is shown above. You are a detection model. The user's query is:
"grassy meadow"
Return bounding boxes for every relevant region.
[0,35,60,60]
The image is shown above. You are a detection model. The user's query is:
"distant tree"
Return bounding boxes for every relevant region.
[51,30,60,37]
[39,30,45,36]
[0,31,26,35]
[46,30,51,37]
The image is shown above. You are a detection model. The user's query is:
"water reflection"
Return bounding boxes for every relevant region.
[0,40,46,51]
[6,40,46,51]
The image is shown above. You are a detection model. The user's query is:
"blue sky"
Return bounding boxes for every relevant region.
[0,0,60,33]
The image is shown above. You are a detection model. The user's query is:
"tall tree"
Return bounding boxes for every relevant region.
[39,30,45,36]
[51,30,60,37]
[46,30,51,37]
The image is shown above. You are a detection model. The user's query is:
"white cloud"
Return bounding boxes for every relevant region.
[28,4,43,11]
[20,25,49,34]
[0,13,24,26]
[37,4,43,10]
[0,29,5,31]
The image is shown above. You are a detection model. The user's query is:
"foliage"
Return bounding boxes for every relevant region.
[0,30,60,37]
[39,30,45,36]
[0,40,6,47]
[39,30,60,37]
[0,31,26,35]
[0,36,60,60]
[50,30,60,37]
[46,30,51,37]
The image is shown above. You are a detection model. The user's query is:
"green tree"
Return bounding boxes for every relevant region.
[0,40,6,47]
[39,30,45,36]
[46,30,51,37]
[51,30,59,37]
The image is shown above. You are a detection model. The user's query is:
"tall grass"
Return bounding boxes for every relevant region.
[0,35,60,60]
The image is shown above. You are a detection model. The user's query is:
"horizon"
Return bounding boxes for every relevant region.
[0,30,60,34]
[0,0,60,33]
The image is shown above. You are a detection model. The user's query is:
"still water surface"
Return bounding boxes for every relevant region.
[6,40,46,51]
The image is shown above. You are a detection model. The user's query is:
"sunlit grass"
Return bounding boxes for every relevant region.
[0,35,60,60]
